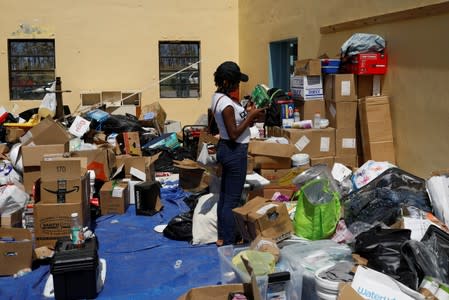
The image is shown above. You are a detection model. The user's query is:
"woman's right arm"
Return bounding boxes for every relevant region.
[222,105,265,141]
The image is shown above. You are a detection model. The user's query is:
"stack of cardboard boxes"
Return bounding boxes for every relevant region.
[290,59,325,120]
[324,73,359,168]
[34,157,91,248]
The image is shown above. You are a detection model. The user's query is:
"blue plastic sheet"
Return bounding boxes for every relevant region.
[0,185,221,299]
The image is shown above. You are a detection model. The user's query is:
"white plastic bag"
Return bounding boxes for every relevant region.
[191,193,218,245]
[0,184,29,215]
[38,81,56,118]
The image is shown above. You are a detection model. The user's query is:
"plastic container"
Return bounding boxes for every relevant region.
[293,108,300,122]
[292,164,341,200]
[291,153,310,167]
[51,237,99,300]
[266,271,290,300]
[313,112,321,129]
[321,59,341,74]
[217,245,251,284]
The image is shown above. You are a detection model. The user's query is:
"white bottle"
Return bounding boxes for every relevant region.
[293,108,300,122]
[313,112,321,129]
[70,212,84,246]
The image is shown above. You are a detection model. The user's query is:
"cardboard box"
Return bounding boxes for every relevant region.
[364,140,396,164]
[335,155,358,169]
[358,96,394,142]
[253,156,292,169]
[356,75,384,98]
[260,166,308,186]
[294,59,321,76]
[164,120,182,134]
[100,181,130,215]
[1,207,24,228]
[23,166,40,194]
[40,158,89,204]
[6,127,25,143]
[21,143,68,167]
[178,284,245,300]
[249,140,298,158]
[20,117,72,145]
[139,101,167,132]
[34,200,90,248]
[263,185,297,200]
[290,75,323,100]
[297,99,325,121]
[282,127,336,158]
[122,132,142,156]
[233,197,293,242]
[310,156,335,167]
[324,74,356,102]
[0,228,33,275]
[336,128,357,156]
[72,148,116,181]
[326,101,357,129]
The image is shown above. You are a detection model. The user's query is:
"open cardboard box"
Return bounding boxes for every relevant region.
[0,228,33,276]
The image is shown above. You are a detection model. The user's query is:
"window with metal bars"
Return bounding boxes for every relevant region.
[8,39,56,100]
[159,41,200,98]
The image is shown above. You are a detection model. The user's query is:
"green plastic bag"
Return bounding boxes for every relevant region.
[293,178,341,240]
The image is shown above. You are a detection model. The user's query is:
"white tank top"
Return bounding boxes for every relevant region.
[211,93,250,144]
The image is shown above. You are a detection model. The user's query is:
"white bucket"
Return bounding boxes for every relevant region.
[291,153,309,167]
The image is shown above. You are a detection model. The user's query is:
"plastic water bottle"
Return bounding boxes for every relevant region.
[293,108,300,122]
[70,212,84,246]
[313,112,321,129]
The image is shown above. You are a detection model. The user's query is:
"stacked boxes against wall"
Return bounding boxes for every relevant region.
[355,74,396,164]
[358,95,396,163]
[324,74,359,168]
[289,59,336,167]
[290,59,325,121]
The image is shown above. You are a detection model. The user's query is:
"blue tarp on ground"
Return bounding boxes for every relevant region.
[0,184,221,300]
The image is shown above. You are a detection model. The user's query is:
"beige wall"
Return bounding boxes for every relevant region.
[0,0,239,125]
[1,0,448,177]
[239,0,449,177]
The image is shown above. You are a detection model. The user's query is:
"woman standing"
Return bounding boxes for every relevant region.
[211,61,265,246]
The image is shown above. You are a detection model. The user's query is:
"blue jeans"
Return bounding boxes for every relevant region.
[216,140,248,245]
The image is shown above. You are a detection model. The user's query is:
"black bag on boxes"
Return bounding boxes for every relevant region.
[263,88,291,127]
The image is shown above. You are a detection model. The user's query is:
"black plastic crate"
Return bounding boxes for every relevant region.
[50,237,99,300]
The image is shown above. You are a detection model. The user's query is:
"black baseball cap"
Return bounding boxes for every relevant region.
[215,61,249,83]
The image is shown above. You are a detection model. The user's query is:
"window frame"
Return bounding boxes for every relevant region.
[8,39,56,100]
[158,41,200,99]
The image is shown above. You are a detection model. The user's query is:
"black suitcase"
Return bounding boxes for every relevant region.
[50,237,99,300]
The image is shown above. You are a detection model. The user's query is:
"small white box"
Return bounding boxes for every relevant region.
[290,75,323,100]
[164,120,182,133]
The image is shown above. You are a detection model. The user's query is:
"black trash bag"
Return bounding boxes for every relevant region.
[354,225,417,289]
[264,88,291,128]
[93,114,143,135]
[148,147,197,173]
[163,210,193,241]
[401,240,449,287]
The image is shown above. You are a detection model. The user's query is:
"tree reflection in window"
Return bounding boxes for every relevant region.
[8,39,56,100]
[159,41,200,98]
